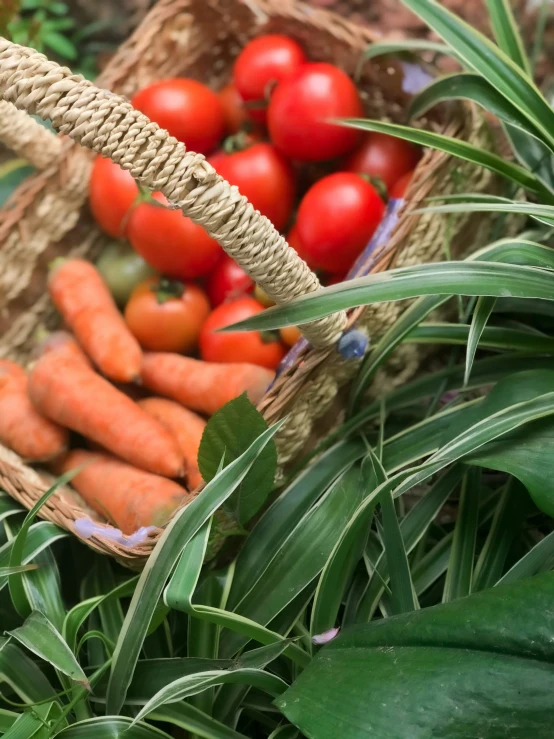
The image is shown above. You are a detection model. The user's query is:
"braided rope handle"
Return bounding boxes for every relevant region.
[0,38,348,348]
[0,99,62,170]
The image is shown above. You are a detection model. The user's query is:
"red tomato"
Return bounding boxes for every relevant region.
[124,277,210,353]
[390,170,415,199]
[286,224,311,264]
[233,34,306,123]
[296,172,385,273]
[218,82,249,134]
[200,297,286,369]
[208,143,295,231]
[127,193,222,280]
[89,156,138,237]
[206,254,254,306]
[131,78,225,154]
[267,63,364,162]
[325,271,348,286]
[345,133,421,191]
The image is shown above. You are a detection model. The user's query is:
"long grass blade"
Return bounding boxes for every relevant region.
[485,0,530,74]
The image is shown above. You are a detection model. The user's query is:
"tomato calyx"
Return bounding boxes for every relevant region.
[150,277,186,304]
[260,329,281,344]
[357,172,388,202]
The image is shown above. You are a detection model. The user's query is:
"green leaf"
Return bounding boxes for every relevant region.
[0,564,38,576]
[41,31,77,59]
[165,522,309,667]
[406,321,554,354]
[220,465,367,658]
[445,369,554,515]
[465,296,497,385]
[133,669,288,725]
[226,262,554,331]
[54,717,172,737]
[368,451,418,615]
[484,0,530,73]
[198,394,277,525]
[417,200,554,228]
[498,530,554,585]
[6,611,89,688]
[0,637,55,703]
[473,480,531,590]
[355,466,463,622]
[397,0,554,148]
[106,422,283,714]
[361,38,462,64]
[8,471,79,621]
[150,704,249,739]
[3,701,63,739]
[408,73,541,143]
[0,708,18,733]
[442,469,480,602]
[0,160,34,208]
[339,119,548,197]
[228,439,365,608]
[278,573,554,739]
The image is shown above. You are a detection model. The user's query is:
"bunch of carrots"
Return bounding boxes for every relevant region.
[0,259,274,535]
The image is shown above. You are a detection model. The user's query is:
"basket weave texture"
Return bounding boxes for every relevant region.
[0,0,495,568]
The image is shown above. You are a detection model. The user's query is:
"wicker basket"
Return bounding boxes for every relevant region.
[0,0,495,568]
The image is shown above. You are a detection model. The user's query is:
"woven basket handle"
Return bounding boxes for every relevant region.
[0,99,62,170]
[0,38,348,349]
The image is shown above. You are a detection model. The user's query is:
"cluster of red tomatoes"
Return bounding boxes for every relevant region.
[89,34,421,371]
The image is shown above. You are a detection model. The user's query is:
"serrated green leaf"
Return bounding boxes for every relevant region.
[198,394,277,525]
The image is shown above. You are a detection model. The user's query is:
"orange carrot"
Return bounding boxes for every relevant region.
[28,353,184,478]
[61,449,192,533]
[140,353,274,416]
[138,397,206,489]
[48,258,142,382]
[0,359,68,461]
[34,330,91,366]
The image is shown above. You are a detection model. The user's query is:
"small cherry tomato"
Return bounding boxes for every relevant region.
[389,170,415,199]
[95,242,157,307]
[345,132,421,191]
[127,193,223,280]
[89,156,138,237]
[208,142,295,231]
[267,63,364,162]
[233,34,306,123]
[131,78,225,154]
[296,172,385,273]
[200,297,286,369]
[124,277,210,354]
[219,82,249,134]
[280,325,301,347]
[206,254,254,306]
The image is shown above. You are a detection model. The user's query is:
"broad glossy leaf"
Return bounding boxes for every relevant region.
[198,394,277,525]
[227,262,554,331]
[7,611,89,687]
[278,573,554,738]
[107,422,283,714]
